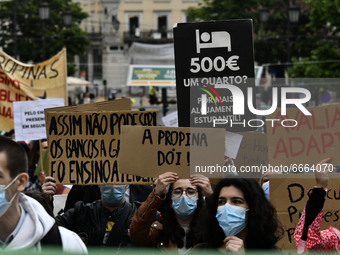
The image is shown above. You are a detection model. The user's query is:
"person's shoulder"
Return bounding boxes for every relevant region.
[74,199,101,210]
[20,193,51,217]
[58,226,88,253]
[64,200,100,218]
[132,201,143,210]
[192,242,207,249]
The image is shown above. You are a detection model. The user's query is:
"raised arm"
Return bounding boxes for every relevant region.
[294,158,333,253]
[129,172,178,247]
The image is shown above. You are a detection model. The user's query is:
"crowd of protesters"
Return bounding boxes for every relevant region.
[0,133,339,253]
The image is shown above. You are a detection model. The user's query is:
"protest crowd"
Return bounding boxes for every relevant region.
[0,15,339,255]
[1,129,339,253]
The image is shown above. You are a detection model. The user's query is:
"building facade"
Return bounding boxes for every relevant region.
[74,0,200,96]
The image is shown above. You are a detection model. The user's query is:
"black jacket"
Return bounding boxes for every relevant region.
[56,200,138,248]
[64,185,153,212]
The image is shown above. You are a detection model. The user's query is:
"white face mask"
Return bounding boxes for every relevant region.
[0,175,19,217]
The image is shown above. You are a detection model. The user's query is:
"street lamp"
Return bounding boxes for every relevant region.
[39,2,50,61]
[63,10,72,27]
[259,5,300,63]
[259,6,300,23]
[287,6,300,63]
[288,6,300,23]
[259,8,269,23]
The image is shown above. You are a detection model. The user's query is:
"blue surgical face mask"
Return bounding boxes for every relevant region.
[215,203,248,237]
[172,195,197,219]
[0,175,19,217]
[100,185,126,206]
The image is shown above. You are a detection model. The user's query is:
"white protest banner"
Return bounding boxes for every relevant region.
[13,98,64,141]
[225,131,243,159]
[161,111,178,127]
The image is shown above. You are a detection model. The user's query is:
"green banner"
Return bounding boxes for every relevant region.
[127,65,176,86]
[127,65,262,87]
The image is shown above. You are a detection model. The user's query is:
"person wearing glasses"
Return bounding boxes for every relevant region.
[129,172,212,252]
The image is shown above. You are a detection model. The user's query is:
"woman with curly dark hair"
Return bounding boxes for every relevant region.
[204,178,283,251]
[129,172,212,252]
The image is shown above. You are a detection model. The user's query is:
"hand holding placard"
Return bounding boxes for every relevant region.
[45,100,158,185]
[154,172,178,196]
[190,174,213,197]
[119,126,225,179]
[315,158,332,189]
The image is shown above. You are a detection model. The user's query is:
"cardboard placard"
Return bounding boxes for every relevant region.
[45,98,131,112]
[234,132,268,169]
[270,175,340,250]
[266,103,340,166]
[119,126,225,178]
[13,98,64,141]
[0,48,67,132]
[173,20,256,131]
[45,110,157,185]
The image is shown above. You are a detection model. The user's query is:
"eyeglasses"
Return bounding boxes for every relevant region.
[172,188,198,197]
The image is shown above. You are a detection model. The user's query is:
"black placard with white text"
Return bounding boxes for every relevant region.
[173,20,257,131]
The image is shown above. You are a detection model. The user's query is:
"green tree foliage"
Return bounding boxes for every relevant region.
[288,0,340,78]
[187,0,339,106]
[187,0,319,68]
[288,43,340,78]
[0,0,90,74]
[187,0,260,21]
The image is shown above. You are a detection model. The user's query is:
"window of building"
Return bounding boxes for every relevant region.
[130,16,139,35]
[154,12,170,39]
[91,11,95,33]
[183,11,190,22]
[125,12,142,37]
[93,49,102,80]
[158,16,167,38]
[83,18,88,33]
[79,54,88,81]
[98,11,103,33]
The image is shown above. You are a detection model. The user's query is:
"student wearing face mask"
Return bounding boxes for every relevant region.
[56,184,138,248]
[129,172,212,252]
[0,136,87,252]
[204,178,283,251]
